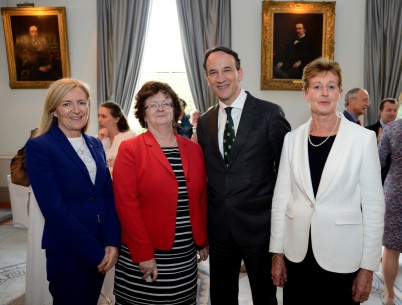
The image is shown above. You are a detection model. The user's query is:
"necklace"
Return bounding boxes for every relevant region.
[76,138,86,154]
[308,115,339,147]
[159,136,177,148]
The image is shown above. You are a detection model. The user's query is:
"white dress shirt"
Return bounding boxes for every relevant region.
[218,89,247,157]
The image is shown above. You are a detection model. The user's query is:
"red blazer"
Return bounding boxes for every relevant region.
[113,131,207,262]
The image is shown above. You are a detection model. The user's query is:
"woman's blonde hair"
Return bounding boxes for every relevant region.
[34,78,91,138]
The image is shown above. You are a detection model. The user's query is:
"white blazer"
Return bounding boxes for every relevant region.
[270,113,385,273]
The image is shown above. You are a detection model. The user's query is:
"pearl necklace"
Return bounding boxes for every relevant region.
[308,115,339,147]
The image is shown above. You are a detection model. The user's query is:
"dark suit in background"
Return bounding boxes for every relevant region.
[198,92,290,304]
[366,120,382,137]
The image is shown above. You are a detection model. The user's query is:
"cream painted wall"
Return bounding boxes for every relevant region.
[232,0,366,129]
[0,0,365,189]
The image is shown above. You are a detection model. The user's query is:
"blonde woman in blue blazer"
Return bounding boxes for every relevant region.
[26,78,120,305]
[270,58,385,305]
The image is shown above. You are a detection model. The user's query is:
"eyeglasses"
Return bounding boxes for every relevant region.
[145,101,173,111]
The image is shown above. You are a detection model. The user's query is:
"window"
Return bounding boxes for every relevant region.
[127,0,195,134]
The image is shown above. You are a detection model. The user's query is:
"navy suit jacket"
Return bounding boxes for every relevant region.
[343,110,358,123]
[197,92,291,246]
[26,124,120,267]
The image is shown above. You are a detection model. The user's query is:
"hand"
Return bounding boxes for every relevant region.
[98,127,109,140]
[271,254,287,287]
[139,259,158,282]
[377,127,383,142]
[198,246,209,262]
[97,246,119,274]
[293,60,302,68]
[276,62,284,69]
[351,268,373,303]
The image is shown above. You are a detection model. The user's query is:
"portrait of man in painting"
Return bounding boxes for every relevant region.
[11,15,62,81]
[273,13,323,79]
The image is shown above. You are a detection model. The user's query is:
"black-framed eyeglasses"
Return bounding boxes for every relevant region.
[145,101,173,111]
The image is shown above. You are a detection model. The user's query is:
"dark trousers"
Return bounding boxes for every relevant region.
[46,249,105,305]
[209,236,277,305]
[283,240,359,305]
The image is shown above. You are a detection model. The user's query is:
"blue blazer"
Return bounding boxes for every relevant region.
[26,124,120,268]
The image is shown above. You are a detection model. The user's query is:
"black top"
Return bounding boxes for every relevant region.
[308,135,336,197]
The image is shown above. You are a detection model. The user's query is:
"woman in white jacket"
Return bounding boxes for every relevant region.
[269,58,385,305]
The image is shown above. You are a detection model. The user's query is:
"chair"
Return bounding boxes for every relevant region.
[6,174,29,228]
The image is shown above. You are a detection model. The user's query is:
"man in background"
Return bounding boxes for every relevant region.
[343,87,371,125]
[366,97,399,141]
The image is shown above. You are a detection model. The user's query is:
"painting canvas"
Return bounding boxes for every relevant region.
[1,7,70,89]
[261,1,335,90]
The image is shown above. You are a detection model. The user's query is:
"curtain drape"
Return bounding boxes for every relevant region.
[97,0,152,115]
[176,0,231,113]
[364,0,402,124]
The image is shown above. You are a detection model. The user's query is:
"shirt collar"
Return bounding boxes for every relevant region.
[219,89,247,113]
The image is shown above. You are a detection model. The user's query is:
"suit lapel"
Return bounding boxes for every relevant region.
[229,97,256,164]
[298,120,316,203]
[315,115,349,201]
[144,131,176,177]
[207,105,227,169]
[51,126,94,183]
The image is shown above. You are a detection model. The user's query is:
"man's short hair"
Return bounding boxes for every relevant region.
[379,98,398,110]
[345,88,364,106]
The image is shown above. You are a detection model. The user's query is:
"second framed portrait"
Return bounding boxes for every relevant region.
[1,7,70,89]
[261,1,335,90]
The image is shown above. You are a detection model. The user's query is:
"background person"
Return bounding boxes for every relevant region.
[365,98,399,141]
[270,58,385,305]
[378,118,402,305]
[176,98,193,139]
[189,109,201,142]
[197,46,291,305]
[112,81,208,305]
[343,87,371,125]
[25,78,120,305]
[97,101,135,304]
[97,101,136,173]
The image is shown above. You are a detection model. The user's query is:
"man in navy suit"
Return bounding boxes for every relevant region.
[343,87,370,125]
[197,46,291,305]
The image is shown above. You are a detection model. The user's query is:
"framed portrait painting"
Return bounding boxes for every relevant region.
[261,1,335,90]
[1,7,70,89]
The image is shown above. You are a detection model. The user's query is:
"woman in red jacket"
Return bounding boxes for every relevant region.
[112,81,208,305]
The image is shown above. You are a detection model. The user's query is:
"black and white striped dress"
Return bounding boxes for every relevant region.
[114,147,198,305]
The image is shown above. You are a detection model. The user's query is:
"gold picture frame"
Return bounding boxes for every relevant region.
[1,7,70,89]
[261,1,335,90]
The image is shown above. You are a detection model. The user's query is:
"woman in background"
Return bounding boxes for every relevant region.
[25,78,120,305]
[97,101,136,172]
[378,118,402,305]
[270,58,385,304]
[112,81,208,305]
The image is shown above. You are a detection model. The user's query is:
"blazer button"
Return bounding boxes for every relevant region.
[90,196,97,201]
